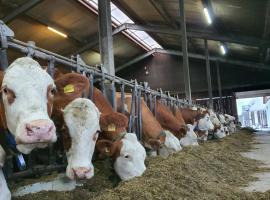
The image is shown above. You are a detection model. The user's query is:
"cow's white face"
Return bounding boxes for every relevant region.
[2,57,57,154]
[209,110,221,127]
[224,114,235,122]
[180,124,198,146]
[198,114,214,131]
[219,114,226,124]
[159,130,182,157]
[114,133,146,181]
[63,98,100,180]
[214,125,226,139]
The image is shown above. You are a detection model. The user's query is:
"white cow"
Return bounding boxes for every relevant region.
[1,57,57,154]
[179,124,199,147]
[209,110,226,139]
[224,114,236,133]
[195,113,214,141]
[159,130,182,157]
[0,145,11,200]
[63,98,100,180]
[113,133,146,181]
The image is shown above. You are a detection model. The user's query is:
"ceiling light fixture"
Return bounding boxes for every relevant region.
[203,8,212,24]
[47,27,68,38]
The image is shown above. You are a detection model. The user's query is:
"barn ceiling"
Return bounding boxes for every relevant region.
[0,0,269,73]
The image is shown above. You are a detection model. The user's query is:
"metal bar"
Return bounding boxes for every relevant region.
[122,23,270,47]
[116,48,270,72]
[5,33,188,105]
[98,0,115,75]
[120,84,125,113]
[179,0,192,103]
[204,39,213,109]
[216,61,223,112]
[89,73,94,100]
[115,50,155,72]
[137,89,142,141]
[2,0,44,23]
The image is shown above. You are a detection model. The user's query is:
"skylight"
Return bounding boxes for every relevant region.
[82,0,162,51]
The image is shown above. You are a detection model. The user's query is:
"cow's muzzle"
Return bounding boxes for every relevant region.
[16,119,56,144]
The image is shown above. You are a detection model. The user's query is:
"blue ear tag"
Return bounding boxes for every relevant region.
[15,154,26,170]
[6,131,26,170]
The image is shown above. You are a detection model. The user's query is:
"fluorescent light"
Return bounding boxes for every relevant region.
[47,27,67,38]
[220,44,227,55]
[203,8,212,24]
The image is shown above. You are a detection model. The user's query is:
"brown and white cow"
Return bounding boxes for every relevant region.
[92,88,146,181]
[0,57,57,154]
[156,100,187,139]
[180,107,214,141]
[53,72,146,181]
[172,106,198,146]
[0,145,11,200]
[119,96,181,157]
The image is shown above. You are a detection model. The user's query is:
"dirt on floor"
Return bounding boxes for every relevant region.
[13,130,270,200]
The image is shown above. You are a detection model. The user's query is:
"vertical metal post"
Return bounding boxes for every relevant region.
[98,0,115,75]
[204,39,213,109]
[120,84,125,113]
[216,61,223,112]
[179,0,192,103]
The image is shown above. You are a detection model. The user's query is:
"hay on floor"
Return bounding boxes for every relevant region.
[13,130,270,200]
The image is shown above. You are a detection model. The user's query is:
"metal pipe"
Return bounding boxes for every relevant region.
[204,39,213,109]
[179,0,192,103]
[216,61,223,112]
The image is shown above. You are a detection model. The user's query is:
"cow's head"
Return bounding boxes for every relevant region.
[159,130,182,157]
[218,114,226,124]
[63,98,100,180]
[179,124,199,147]
[197,113,214,132]
[1,57,57,154]
[97,133,146,181]
[208,109,221,128]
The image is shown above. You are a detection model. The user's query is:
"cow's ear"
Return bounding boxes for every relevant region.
[148,139,161,151]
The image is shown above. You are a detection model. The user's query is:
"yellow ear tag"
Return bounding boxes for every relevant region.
[64,84,75,93]
[108,123,116,132]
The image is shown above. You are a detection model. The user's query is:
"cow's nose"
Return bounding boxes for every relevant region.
[72,167,91,179]
[26,119,54,136]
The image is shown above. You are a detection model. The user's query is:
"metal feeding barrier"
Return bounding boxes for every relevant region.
[0,20,205,180]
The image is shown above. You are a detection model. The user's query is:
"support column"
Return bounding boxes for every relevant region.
[216,61,223,112]
[98,0,115,75]
[179,0,192,103]
[204,39,213,109]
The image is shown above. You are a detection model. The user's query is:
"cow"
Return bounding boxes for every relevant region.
[208,109,226,139]
[0,57,57,154]
[62,98,100,179]
[224,114,236,133]
[53,72,146,181]
[170,105,199,147]
[179,107,214,141]
[156,100,187,139]
[118,95,181,158]
[179,124,199,147]
[0,145,11,200]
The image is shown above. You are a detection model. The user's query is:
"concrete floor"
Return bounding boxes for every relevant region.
[241,131,270,192]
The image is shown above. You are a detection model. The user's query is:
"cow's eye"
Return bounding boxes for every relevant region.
[124,155,130,159]
[50,87,56,95]
[3,87,7,94]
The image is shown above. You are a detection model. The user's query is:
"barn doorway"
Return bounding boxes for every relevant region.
[236,90,270,130]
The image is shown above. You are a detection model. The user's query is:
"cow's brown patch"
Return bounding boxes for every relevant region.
[96,139,122,160]
[100,112,128,131]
